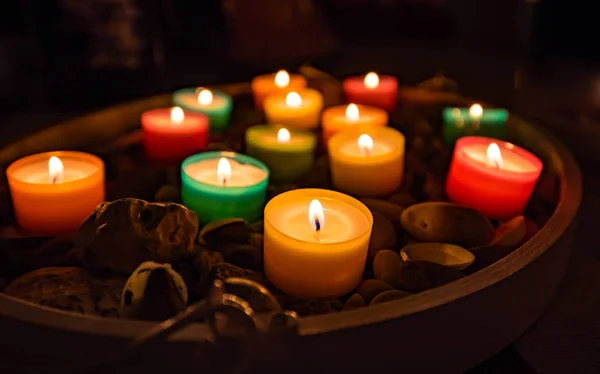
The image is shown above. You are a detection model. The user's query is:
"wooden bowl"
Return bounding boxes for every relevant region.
[0,82,582,373]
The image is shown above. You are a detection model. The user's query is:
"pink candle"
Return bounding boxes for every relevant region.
[445,136,543,219]
[141,107,209,163]
[343,72,398,112]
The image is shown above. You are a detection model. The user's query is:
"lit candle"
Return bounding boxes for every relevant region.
[264,188,373,298]
[343,72,399,112]
[6,151,105,234]
[328,127,405,196]
[264,89,324,129]
[181,152,270,225]
[443,104,509,145]
[245,125,316,183]
[172,87,233,133]
[445,136,543,219]
[321,103,388,145]
[251,70,308,109]
[141,106,209,163]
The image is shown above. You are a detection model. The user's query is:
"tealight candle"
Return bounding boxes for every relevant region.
[321,103,388,145]
[141,106,209,163]
[343,72,399,112]
[245,125,316,183]
[6,151,105,234]
[181,152,269,225]
[328,127,405,196]
[446,136,543,219]
[172,88,233,133]
[443,104,509,145]
[264,188,373,298]
[264,89,324,129]
[251,70,308,109]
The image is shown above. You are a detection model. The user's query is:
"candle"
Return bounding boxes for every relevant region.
[343,72,399,112]
[321,103,388,145]
[443,104,509,145]
[6,151,105,234]
[264,89,324,129]
[172,88,233,133]
[264,188,373,298]
[251,70,308,109]
[181,152,269,225]
[141,106,209,163]
[245,125,316,183]
[328,127,405,196]
[445,136,543,219]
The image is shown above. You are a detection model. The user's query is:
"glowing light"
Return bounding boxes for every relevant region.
[358,134,373,156]
[274,70,290,88]
[364,72,379,89]
[487,143,503,169]
[197,89,213,106]
[346,104,360,122]
[277,128,291,143]
[308,199,325,232]
[286,92,302,108]
[170,107,185,124]
[217,158,232,186]
[48,156,64,184]
[469,104,483,118]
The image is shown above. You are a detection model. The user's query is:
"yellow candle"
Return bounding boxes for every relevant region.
[264,188,373,298]
[321,103,388,145]
[263,89,324,130]
[251,70,307,109]
[328,127,405,196]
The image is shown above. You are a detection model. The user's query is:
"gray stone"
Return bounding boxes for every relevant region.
[373,250,403,288]
[368,212,398,261]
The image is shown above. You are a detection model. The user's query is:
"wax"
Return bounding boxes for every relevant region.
[141,107,209,163]
[329,127,405,196]
[245,125,316,183]
[172,88,233,133]
[264,188,373,298]
[443,104,509,145]
[321,103,388,145]
[251,70,307,109]
[181,152,269,225]
[6,151,105,234]
[445,136,543,219]
[264,89,324,129]
[343,72,398,112]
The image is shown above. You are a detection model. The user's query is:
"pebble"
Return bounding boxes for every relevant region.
[368,212,398,261]
[396,260,465,293]
[249,220,264,233]
[343,293,366,311]
[196,262,265,298]
[198,218,252,248]
[194,249,225,275]
[401,202,494,248]
[274,292,343,317]
[360,198,404,224]
[388,192,417,208]
[400,243,474,270]
[370,290,411,306]
[491,216,527,248]
[154,185,180,203]
[356,279,394,303]
[29,236,76,270]
[373,250,403,288]
[219,243,263,270]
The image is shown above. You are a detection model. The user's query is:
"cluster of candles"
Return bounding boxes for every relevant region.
[5,70,543,299]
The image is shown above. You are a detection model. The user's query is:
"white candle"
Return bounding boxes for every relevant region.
[183,157,268,187]
[11,157,98,184]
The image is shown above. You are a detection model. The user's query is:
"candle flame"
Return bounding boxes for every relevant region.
[286,92,302,108]
[364,72,379,89]
[346,103,360,122]
[277,128,291,143]
[274,70,290,88]
[170,107,185,124]
[197,89,213,106]
[469,104,483,118]
[358,134,374,156]
[217,158,232,186]
[308,199,325,233]
[48,156,64,184]
[487,143,504,169]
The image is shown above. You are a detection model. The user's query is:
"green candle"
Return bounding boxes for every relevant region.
[172,88,233,133]
[245,125,316,183]
[443,104,509,145]
[181,152,269,226]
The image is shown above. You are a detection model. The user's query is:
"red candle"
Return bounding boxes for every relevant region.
[141,107,209,163]
[343,72,398,112]
[445,136,543,219]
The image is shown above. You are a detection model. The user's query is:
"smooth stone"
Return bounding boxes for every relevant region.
[388,192,417,208]
[397,260,465,293]
[401,202,494,248]
[29,236,76,270]
[343,293,366,311]
[72,198,199,274]
[248,232,264,248]
[273,291,343,317]
[194,249,225,275]
[491,216,527,248]
[219,243,263,270]
[154,185,181,203]
[373,250,403,288]
[368,212,398,261]
[249,220,264,233]
[400,243,474,270]
[370,289,411,306]
[360,198,404,223]
[198,218,252,249]
[356,279,394,303]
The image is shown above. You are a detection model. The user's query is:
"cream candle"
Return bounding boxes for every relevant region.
[264,188,373,298]
[321,103,388,145]
[328,127,405,196]
[264,89,324,129]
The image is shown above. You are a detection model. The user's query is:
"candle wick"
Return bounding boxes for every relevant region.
[314,217,321,232]
[220,176,227,186]
[361,148,371,157]
[52,175,59,184]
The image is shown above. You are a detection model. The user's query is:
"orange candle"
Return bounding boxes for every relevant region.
[6,151,105,234]
[251,70,307,109]
[321,103,388,144]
